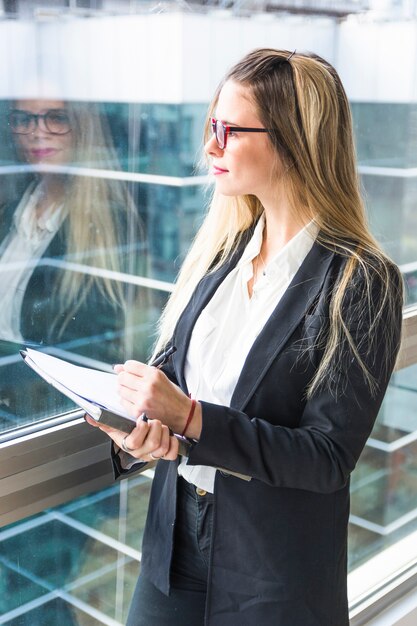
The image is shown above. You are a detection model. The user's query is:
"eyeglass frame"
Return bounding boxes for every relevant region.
[8,109,72,135]
[211,117,273,150]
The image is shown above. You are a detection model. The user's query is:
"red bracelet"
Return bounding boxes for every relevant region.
[181,398,196,437]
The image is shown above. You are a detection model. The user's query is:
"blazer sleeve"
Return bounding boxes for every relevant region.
[111,442,147,480]
[187,264,403,493]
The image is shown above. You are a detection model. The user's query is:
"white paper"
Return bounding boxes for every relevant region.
[23,348,251,479]
[25,348,133,419]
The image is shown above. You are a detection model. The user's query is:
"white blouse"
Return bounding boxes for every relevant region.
[179,216,319,492]
[0,183,65,342]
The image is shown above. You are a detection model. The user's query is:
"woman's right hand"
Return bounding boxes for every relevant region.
[84,413,179,461]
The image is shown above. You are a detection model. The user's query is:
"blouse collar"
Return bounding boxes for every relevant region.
[238,214,319,285]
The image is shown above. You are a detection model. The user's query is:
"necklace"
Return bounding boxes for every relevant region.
[252,250,267,287]
[258,249,267,276]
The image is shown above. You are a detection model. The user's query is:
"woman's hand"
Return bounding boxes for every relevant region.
[84,413,179,461]
[115,360,202,440]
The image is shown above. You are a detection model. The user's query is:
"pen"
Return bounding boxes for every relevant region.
[141,346,177,424]
[149,345,177,369]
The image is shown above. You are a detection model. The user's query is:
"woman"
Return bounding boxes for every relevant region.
[0,98,139,360]
[86,49,403,625]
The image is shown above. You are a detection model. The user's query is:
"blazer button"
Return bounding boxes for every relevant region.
[196,487,207,496]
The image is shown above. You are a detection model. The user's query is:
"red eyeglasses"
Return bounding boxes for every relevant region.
[211,117,271,150]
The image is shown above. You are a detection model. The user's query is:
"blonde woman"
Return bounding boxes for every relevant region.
[87,49,403,625]
[0,99,138,360]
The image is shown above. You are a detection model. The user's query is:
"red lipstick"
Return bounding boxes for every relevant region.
[30,148,57,159]
[213,165,229,175]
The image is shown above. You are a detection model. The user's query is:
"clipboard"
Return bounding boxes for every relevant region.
[21,347,251,481]
[20,348,192,457]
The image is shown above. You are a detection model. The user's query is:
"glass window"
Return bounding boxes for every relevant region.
[0,99,205,432]
[0,472,152,625]
[349,363,417,570]
[351,102,417,307]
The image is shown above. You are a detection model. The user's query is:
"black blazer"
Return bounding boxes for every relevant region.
[116,234,402,626]
[0,194,140,422]
[0,198,130,363]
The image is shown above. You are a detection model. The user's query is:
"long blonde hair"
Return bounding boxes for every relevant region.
[32,102,139,338]
[155,49,402,396]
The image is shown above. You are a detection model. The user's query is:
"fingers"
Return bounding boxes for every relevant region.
[84,412,179,462]
[163,429,180,461]
[146,422,171,461]
[147,425,180,461]
[118,385,143,413]
[84,414,99,428]
[84,412,147,448]
[83,414,120,437]
[117,362,166,419]
[122,420,179,461]
[122,359,148,377]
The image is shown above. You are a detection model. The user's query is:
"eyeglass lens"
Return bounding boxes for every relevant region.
[216,120,226,149]
[9,110,71,135]
[212,119,226,149]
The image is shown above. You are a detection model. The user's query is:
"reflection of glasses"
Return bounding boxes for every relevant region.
[211,117,271,150]
[8,109,72,135]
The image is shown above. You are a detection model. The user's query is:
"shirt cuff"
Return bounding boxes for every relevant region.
[114,444,146,471]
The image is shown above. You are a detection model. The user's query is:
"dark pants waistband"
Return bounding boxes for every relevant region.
[178,475,215,501]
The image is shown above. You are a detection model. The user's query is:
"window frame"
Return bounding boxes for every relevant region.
[0,412,114,527]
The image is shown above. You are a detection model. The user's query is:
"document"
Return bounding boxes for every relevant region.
[20,348,193,456]
[21,348,251,480]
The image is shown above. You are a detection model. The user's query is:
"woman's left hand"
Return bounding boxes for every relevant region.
[115,360,202,440]
[84,412,179,461]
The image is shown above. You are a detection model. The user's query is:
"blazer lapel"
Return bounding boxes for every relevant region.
[230,240,335,410]
[173,232,252,391]
[0,202,16,243]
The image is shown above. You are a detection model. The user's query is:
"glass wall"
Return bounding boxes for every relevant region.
[349,363,417,569]
[0,96,206,433]
[0,1,416,624]
[0,471,152,625]
[352,102,417,307]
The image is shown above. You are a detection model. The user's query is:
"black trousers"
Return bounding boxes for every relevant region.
[126,477,214,626]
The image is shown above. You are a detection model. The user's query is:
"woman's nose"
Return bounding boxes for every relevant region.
[204,134,224,158]
[31,125,47,137]
[30,118,50,137]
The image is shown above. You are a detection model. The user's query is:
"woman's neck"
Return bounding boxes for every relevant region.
[260,202,311,263]
[36,176,65,217]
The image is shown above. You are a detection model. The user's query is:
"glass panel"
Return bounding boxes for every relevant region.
[0,473,150,625]
[349,363,417,569]
[0,97,206,433]
[351,103,417,306]
[352,103,417,169]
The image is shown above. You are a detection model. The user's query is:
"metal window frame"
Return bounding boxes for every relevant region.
[350,560,417,625]
[0,411,115,527]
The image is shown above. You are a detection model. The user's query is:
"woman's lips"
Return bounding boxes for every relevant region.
[213,165,229,175]
[30,148,58,158]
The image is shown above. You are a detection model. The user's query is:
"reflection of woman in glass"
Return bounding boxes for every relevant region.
[87,49,403,625]
[0,98,138,359]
